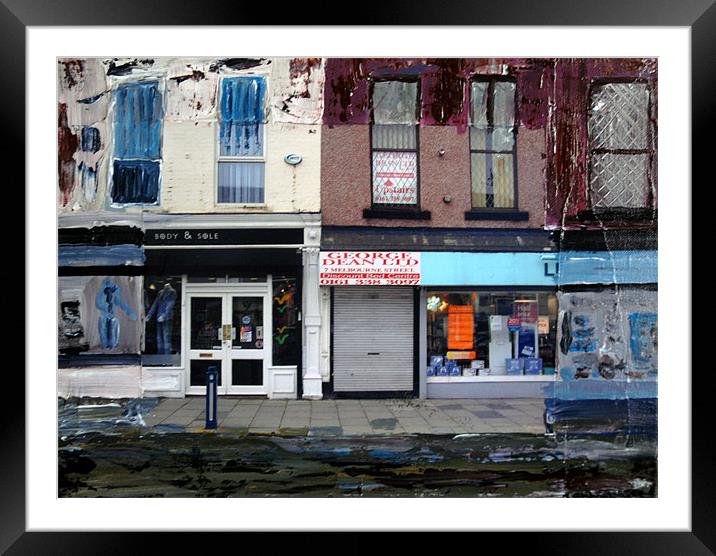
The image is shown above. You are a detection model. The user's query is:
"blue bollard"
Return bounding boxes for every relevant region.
[205,366,218,429]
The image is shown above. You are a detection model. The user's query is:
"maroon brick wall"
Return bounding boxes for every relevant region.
[321,121,546,229]
[321,57,657,232]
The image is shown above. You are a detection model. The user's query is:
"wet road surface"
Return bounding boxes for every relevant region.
[59,431,656,498]
[58,397,656,497]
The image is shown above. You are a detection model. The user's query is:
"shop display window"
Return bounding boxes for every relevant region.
[272,276,300,366]
[142,276,182,366]
[426,290,558,378]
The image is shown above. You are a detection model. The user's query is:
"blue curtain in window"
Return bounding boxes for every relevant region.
[220,76,265,157]
[114,81,163,159]
[112,81,163,204]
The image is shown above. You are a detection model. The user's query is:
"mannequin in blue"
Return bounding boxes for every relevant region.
[95,278,137,349]
[146,282,178,354]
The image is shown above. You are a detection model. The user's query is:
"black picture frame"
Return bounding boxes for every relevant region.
[10,0,707,552]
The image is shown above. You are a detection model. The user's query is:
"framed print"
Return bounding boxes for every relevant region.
[10,0,708,552]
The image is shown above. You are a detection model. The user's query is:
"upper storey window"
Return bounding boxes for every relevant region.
[469,78,517,209]
[111,81,163,205]
[588,82,655,209]
[370,80,419,207]
[217,76,266,204]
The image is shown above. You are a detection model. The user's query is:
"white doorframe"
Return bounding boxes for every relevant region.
[184,277,272,396]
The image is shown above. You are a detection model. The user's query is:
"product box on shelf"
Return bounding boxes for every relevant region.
[524,357,543,375]
[505,358,524,375]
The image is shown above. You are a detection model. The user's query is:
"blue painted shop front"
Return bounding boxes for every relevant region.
[420,252,559,399]
[550,249,657,434]
[418,250,657,404]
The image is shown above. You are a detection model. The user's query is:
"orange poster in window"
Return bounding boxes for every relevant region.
[448,305,474,350]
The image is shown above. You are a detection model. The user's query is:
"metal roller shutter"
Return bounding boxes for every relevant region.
[333,287,414,392]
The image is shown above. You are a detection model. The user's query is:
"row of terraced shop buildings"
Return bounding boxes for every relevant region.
[57,57,657,403]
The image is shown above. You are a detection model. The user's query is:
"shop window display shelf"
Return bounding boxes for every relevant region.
[427,375,557,383]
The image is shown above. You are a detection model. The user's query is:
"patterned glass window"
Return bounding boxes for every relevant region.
[370,80,419,206]
[217,76,266,204]
[469,79,517,209]
[588,82,654,208]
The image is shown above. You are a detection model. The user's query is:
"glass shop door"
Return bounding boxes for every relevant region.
[186,293,267,395]
[226,295,267,395]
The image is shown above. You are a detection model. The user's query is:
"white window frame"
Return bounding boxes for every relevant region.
[215,74,269,207]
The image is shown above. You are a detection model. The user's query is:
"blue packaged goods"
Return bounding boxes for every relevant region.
[524,357,543,375]
[505,358,524,375]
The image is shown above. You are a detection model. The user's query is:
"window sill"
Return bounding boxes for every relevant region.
[465,209,529,221]
[215,203,267,208]
[576,208,657,223]
[363,208,431,220]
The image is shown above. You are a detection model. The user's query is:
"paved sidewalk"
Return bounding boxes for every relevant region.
[143,397,547,435]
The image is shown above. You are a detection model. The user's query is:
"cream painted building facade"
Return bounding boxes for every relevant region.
[57,57,329,400]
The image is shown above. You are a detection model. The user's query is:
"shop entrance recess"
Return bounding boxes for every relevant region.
[185,280,271,395]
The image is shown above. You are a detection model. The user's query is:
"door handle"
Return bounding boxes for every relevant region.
[222,324,232,341]
[367,352,380,355]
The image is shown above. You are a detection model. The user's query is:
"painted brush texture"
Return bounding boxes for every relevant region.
[57,58,110,210]
[58,276,142,355]
[58,244,144,267]
[57,396,657,498]
[57,57,326,213]
[557,288,657,381]
[323,58,554,130]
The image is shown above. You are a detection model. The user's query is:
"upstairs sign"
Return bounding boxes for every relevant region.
[319,251,421,286]
[372,152,418,205]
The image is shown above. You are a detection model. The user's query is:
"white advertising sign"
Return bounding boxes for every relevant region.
[372,151,418,204]
[319,251,421,286]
